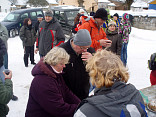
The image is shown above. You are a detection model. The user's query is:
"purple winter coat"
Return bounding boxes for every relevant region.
[25,60,80,117]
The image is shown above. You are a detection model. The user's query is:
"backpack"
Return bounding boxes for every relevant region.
[148,53,156,70]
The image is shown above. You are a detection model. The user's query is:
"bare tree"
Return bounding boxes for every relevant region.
[77,0,84,7]
[126,0,134,10]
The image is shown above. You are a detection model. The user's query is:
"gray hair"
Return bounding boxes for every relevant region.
[43,47,70,66]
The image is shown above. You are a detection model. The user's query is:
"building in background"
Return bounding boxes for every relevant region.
[0,0,12,13]
[149,0,156,10]
[58,0,98,12]
[108,3,116,10]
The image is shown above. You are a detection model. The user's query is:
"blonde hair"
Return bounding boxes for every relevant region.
[86,49,129,88]
[43,47,70,66]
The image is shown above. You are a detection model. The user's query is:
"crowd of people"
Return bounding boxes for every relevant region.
[0,7,155,117]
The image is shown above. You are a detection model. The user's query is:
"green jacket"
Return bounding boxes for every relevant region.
[0,79,13,117]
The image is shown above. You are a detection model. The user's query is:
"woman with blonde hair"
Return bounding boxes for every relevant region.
[25,47,80,117]
[74,50,147,117]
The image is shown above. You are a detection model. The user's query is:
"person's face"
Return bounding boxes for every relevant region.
[113,16,118,21]
[38,17,43,22]
[108,25,116,32]
[45,16,52,22]
[28,19,32,25]
[53,62,66,72]
[75,45,90,54]
[95,18,106,27]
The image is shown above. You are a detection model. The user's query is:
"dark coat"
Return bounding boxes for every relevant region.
[34,20,40,33]
[19,25,36,47]
[25,60,80,117]
[0,38,6,67]
[37,17,65,56]
[74,81,147,117]
[59,39,95,100]
[106,28,122,56]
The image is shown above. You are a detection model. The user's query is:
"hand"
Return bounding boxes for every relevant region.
[35,48,39,54]
[3,70,12,80]
[99,39,112,47]
[81,52,92,61]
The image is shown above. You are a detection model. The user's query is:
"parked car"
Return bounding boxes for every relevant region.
[51,5,88,36]
[1,8,44,37]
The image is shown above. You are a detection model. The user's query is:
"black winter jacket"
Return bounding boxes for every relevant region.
[60,39,95,100]
[0,38,6,67]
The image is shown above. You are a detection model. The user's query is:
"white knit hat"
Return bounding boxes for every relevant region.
[79,9,85,14]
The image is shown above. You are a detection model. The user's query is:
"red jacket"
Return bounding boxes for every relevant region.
[150,70,156,85]
[79,17,108,51]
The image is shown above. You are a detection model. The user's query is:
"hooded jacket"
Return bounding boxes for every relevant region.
[19,25,36,47]
[106,28,122,56]
[119,20,131,43]
[79,17,108,51]
[25,60,80,117]
[74,81,147,117]
[36,17,65,56]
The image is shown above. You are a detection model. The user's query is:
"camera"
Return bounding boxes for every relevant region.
[4,69,10,75]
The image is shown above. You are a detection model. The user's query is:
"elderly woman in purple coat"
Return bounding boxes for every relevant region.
[25,47,80,117]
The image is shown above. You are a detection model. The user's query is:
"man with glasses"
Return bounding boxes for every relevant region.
[79,8,112,51]
[60,29,95,100]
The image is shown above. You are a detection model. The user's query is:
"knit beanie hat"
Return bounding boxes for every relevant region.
[79,9,85,14]
[37,14,43,18]
[74,29,92,46]
[45,10,53,17]
[108,21,116,27]
[123,13,129,20]
[94,8,108,20]
[113,13,119,19]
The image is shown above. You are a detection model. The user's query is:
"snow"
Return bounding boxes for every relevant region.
[0,10,156,116]
[110,9,156,17]
[98,0,111,3]
[108,3,116,6]
[131,0,149,8]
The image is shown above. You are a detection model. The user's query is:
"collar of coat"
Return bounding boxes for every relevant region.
[36,59,63,79]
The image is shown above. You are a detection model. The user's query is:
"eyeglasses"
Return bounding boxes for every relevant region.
[79,46,89,50]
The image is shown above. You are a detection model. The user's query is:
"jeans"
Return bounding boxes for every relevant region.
[0,66,5,84]
[121,43,128,66]
[3,52,8,69]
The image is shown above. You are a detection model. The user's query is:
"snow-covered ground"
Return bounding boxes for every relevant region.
[0,11,156,116]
